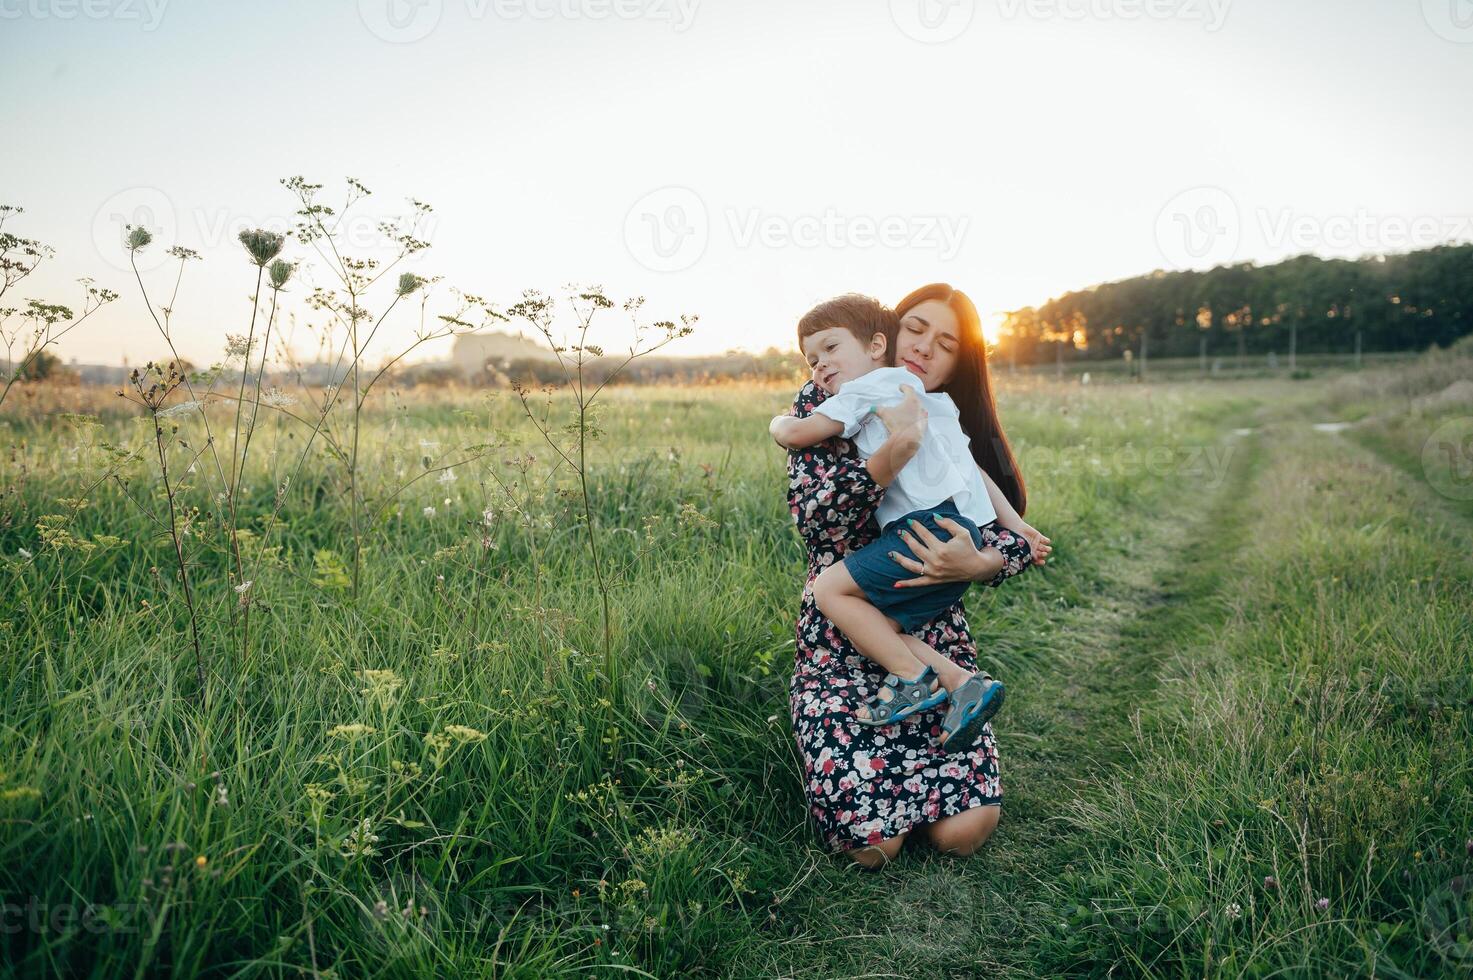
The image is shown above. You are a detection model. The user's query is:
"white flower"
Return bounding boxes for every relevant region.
[481,508,495,526]
[1224,902,1242,920]
[17,547,32,560]
[157,400,204,419]
[234,580,253,595]
[261,387,297,408]
[437,468,457,485]
[341,817,380,859]
[423,506,436,519]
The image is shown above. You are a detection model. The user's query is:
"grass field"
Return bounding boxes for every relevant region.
[2,347,1471,977]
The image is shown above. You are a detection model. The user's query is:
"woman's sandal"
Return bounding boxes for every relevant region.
[938,673,1006,749]
[854,666,949,727]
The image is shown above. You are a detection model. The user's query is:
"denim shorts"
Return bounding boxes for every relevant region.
[842,500,986,632]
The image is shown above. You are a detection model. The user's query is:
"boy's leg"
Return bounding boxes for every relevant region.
[898,634,974,694]
[813,562,929,687]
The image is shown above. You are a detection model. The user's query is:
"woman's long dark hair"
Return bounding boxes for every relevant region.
[895,283,1027,517]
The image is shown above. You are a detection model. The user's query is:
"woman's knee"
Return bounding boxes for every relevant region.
[928,805,1000,857]
[846,832,907,869]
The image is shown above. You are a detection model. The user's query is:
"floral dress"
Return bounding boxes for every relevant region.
[784,381,1032,852]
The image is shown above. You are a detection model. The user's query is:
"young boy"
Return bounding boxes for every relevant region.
[770,294,1023,749]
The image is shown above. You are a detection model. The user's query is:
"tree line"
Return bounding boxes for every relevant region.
[998,244,1473,365]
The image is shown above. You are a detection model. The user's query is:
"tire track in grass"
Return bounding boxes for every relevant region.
[969,428,1268,976]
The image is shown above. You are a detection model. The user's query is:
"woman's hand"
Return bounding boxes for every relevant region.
[890,516,999,588]
[864,386,927,487]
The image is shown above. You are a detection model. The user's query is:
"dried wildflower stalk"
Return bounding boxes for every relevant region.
[507,286,696,701]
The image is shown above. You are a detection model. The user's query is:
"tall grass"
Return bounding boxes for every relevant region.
[2,337,1469,972]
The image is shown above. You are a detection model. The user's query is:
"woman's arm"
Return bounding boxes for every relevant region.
[785,382,887,545]
[888,476,1052,587]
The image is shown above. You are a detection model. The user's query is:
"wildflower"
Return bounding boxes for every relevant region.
[443,724,487,744]
[126,225,153,251]
[372,899,388,921]
[341,818,380,859]
[261,387,297,408]
[238,228,286,267]
[423,506,436,519]
[438,468,456,485]
[1263,875,1277,890]
[195,855,207,869]
[214,784,229,807]
[1224,902,1241,920]
[481,508,495,526]
[268,258,294,290]
[157,400,204,419]
[328,723,376,741]
[16,548,31,560]
[1315,897,1329,911]
[224,334,255,360]
[234,580,253,595]
[390,760,422,781]
[357,669,405,710]
[397,272,424,297]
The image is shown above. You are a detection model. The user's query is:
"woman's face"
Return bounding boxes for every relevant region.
[893,299,960,391]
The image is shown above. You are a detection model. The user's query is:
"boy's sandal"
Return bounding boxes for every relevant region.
[938,673,1006,749]
[854,666,948,727]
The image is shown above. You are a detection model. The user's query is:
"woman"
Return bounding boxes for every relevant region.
[786,284,1049,868]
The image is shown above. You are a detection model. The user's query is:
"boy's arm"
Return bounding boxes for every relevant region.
[978,465,1051,565]
[979,466,1024,531]
[770,413,845,449]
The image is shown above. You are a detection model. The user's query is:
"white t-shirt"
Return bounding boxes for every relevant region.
[813,366,997,531]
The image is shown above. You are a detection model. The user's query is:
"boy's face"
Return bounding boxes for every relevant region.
[801,328,887,394]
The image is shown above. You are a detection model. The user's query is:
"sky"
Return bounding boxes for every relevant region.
[3,0,1472,367]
